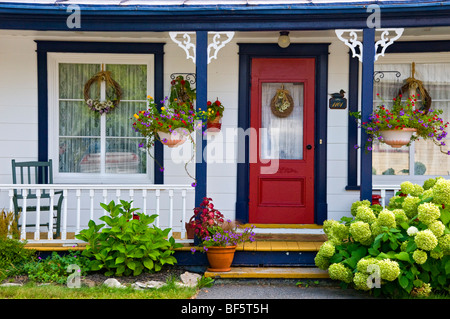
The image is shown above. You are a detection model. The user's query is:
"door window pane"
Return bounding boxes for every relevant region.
[260,82,304,160]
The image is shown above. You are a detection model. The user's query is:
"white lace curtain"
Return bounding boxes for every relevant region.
[372,63,450,176]
[58,63,147,174]
[260,82,304,160]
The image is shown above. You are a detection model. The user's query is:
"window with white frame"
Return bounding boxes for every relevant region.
[48,53,154,183]
[372,53,450,185]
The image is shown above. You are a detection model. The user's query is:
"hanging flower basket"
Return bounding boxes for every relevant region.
[157,130,189,148]
[206,245,237,272]
[379,128,417,148]
[207,116,222,132]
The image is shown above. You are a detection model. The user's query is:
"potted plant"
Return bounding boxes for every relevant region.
[351,94,449,154]
[206,99,225,132]
[189,197,255,271]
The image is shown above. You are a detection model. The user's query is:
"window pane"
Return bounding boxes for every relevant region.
[260,82,304,160]
[59,63,99,99]
[60,138,101,173]
[106,101,146,137]
[105,64,147,100]
[372,140,410,175]
[59,101,100,137]
[105,138,146,174]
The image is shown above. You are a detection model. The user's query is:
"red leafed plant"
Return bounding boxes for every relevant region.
[189,197,225,241]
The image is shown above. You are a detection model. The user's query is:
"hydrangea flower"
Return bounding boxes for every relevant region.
[328,263,353,283]
[392,209,408,224]
[407,226,418,236]
[350,221,372,245]
[415,229,438,251]
[377,259,400,281]
[353,272,371,291]
[402,196,422,218]
[438,234,450,254]
[378,209,396,228]
[411,184,424,197]
[388,196,403,209]
[432,178,450,205]
[356,206,377,224]
[413,249,428,264]
[423,177,438,190]
[323,220,348,245]
[430,250,444,260]
[350,200,371,217]
[417,202,441,225]
[314,252,330,270]
[428,220,445,237]
[318,241,335,258]
[421,189,433,200]
[411,283,432,298]
[356,257,378,273]
[400,181,415,195]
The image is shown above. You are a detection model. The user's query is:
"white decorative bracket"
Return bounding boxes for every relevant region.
[335,28,404,63]
[169,32,235,64]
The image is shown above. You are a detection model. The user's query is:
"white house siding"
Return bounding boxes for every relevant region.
[0,29,448,232]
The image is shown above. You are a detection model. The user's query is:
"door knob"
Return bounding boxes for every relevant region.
[306,144,312,150]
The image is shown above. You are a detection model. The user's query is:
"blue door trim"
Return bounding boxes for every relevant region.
[35,41,165,184]
[346,40,450,191]
[236,43,329,225]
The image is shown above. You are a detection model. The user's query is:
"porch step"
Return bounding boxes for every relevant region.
[204,267,329,279]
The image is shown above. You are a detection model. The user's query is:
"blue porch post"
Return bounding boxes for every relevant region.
[360,28,375,201]
[195,31,208,206]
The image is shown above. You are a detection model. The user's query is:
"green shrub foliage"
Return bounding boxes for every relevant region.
[76,200,182,276]
[316,177,450,297]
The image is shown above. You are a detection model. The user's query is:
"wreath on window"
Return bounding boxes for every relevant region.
[84,69,122,114]
[271,85,294,118]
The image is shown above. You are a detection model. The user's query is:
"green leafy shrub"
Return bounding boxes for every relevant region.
[316,177,450,297]
[76,200,182,276]
[21,251,91,284]
[0,238,36,281]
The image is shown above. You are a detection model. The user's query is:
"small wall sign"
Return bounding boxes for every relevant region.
[329,90,347,110]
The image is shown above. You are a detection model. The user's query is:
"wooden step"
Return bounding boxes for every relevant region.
[204,267,329,279]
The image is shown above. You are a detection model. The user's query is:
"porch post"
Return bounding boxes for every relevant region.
[360,28,375,201]
[195,31,208,206]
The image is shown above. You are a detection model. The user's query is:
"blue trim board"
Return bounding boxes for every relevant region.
[236,43,329,225]
[360,28,375,202]
[35,41,165,183]
[0,2,449,31]
[346,40,450,192]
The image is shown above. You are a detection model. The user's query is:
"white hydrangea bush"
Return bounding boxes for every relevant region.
[316,177,450,297]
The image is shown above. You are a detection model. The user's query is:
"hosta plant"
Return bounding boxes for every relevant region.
[76,200,181,276]
[316,177,450,297]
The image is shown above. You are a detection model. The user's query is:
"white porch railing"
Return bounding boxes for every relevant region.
[372,185,401,208]
[0,184,194,243]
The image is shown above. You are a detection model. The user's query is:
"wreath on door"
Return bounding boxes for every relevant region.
[271,85,294,118]
[84,68,122,114]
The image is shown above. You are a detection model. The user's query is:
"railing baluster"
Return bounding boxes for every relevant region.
[21,188,27,241]
[89,189,95,222]
[380,189,386,208]
[168,189,174,238]
[116,189,121,204]
[155,189,160,227]
[62,189,68,240]
[76,189,81,235]
[48,189,54,240]
[129,189,134,208]
[142,189,147,215]
[103,189,108,215]
[182,189,187,239]
[35,189,41,241]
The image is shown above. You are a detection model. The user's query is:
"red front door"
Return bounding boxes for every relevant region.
[249,58,315,224]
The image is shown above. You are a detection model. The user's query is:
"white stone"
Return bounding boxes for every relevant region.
[180,271,202,288]
[103,278,125,288]
[0,282,23,287]
[132,280,166,289]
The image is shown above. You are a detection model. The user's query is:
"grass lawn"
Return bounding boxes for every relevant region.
[0,279,199,299]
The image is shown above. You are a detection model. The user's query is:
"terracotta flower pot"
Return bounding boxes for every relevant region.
[157,131,188,148]
[207,116,222,132]
[206,245,236,272]
[379,128,416,148]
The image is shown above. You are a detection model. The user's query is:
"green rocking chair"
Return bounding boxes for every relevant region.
[11,159,63,238]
